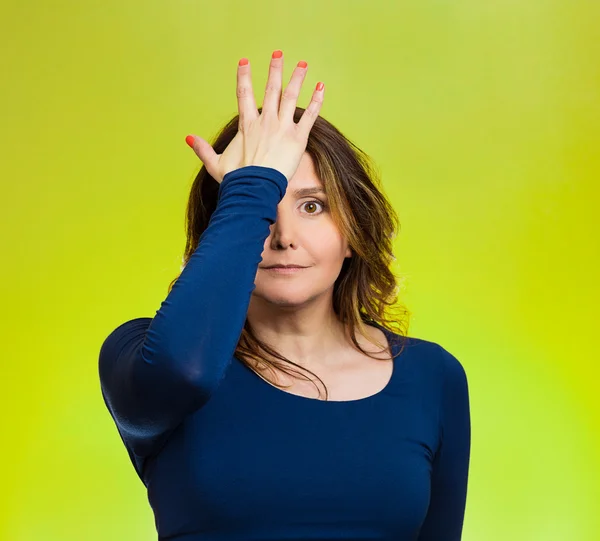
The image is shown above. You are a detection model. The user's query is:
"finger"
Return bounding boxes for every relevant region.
[296,82,325,136]
[186,135,219,174]
[279,60,308,123]
[262,50,284,117]
[236,58,258,130]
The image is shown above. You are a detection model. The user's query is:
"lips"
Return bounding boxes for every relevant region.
[264,265,305,269]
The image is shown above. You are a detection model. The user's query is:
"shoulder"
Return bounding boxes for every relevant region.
[100,317,152,347]
[98,317,153,369]
[387,333,470,429]
[397,335,470,413]
[385,330,468,390]
[102,316,153,339]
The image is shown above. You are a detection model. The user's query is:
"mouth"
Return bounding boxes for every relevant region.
[262,266,307,274]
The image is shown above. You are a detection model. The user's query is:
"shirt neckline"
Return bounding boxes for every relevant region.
[234,323,400,405]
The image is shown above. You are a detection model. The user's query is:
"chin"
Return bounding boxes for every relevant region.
[251,286,319,309]
[252,291,309,308]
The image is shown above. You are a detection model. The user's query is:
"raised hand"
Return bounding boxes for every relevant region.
[186,50,325,183]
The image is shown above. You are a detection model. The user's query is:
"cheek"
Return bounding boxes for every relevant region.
[312,230,348,259]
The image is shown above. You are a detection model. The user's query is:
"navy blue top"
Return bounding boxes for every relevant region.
[99,166,471,540]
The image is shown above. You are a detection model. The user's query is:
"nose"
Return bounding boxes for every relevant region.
[269,206,297,249]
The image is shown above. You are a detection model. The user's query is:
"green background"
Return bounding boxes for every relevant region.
[1,1,598,539]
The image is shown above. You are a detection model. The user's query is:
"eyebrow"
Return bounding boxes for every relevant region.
[292,187,327,197]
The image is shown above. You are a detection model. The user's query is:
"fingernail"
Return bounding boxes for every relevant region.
[239,58,249,66]
[297,61,307,69]
[185,135,195,148]
[272,50,283,59]
[316,82,324,91]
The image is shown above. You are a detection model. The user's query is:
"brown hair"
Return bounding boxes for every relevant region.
[169,106,411,399]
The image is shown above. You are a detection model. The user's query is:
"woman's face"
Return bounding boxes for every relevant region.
[252,152,352,308]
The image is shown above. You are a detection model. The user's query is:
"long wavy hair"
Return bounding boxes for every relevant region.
[169,106,411,399]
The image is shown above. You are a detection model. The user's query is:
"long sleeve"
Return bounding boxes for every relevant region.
[417,345,471,540]
[98,166,288,459]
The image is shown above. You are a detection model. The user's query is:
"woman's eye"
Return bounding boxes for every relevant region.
[301,200,327,215]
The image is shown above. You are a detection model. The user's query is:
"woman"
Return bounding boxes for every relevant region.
[99,50,471,540]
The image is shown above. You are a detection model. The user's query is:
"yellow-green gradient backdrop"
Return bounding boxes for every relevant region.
[1,1,598,539]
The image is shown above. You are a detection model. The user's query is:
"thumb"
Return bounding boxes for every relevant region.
[186,135,219,176]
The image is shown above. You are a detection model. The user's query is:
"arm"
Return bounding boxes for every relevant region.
[417,345,471,540]
[98,166,287,458]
